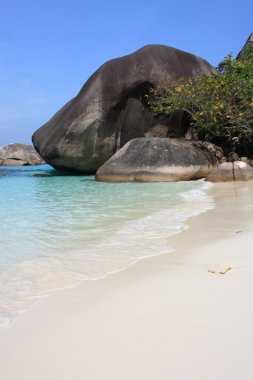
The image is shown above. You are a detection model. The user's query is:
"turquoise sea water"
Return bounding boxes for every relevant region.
[0,165,214,327]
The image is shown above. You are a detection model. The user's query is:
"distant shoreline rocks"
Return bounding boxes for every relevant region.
[0,143,45,166]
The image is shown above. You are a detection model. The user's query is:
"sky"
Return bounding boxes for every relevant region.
[0,0,252,146]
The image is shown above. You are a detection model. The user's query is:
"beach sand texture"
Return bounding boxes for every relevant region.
[0,182,253,380]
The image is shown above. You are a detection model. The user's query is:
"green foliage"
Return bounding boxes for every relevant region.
[147,53,253,152]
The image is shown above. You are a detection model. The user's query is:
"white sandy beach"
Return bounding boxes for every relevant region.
[0,181,253,380]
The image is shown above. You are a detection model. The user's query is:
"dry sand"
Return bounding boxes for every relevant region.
[0,182,253,380]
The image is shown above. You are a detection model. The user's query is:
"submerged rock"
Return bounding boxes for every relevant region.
[96,138,217,182]
[0,143,45,166]
[205,161,253,182]
[32,173,54,177]
[32,45,217,173]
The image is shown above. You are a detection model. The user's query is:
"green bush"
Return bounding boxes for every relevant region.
[147,53,253,155]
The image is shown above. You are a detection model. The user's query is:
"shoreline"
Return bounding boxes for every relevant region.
[0,178,212,328]
[1,181,253,379]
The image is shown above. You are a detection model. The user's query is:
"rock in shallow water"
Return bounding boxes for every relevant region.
[96,138,217,182]
[0,143,45,166]
[32,45,217,173]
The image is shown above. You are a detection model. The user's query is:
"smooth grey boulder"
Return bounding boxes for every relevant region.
[0,143,45,166]
[32,45,217,173]
[96,138,217,182]
[205,161,253,182]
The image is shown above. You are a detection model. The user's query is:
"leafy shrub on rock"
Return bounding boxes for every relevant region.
[147,53,253,156]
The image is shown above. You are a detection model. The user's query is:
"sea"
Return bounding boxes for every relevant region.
[0,164,214,328]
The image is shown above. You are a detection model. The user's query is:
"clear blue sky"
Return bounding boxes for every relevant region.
[0,0,252,146]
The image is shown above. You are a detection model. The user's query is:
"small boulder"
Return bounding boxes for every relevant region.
[96,138,217,182]
[205,161,253,182]
[240,156,250,165]
[0,143,45,166]
[220,156,227,163]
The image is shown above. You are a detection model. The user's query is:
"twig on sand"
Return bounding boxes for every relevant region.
[208,265,233,275]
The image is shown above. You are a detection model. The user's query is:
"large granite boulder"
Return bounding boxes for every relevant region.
[96,138,217,182]
[0,143,45,166]
[205,161,253,182]
[32,45,217,173]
